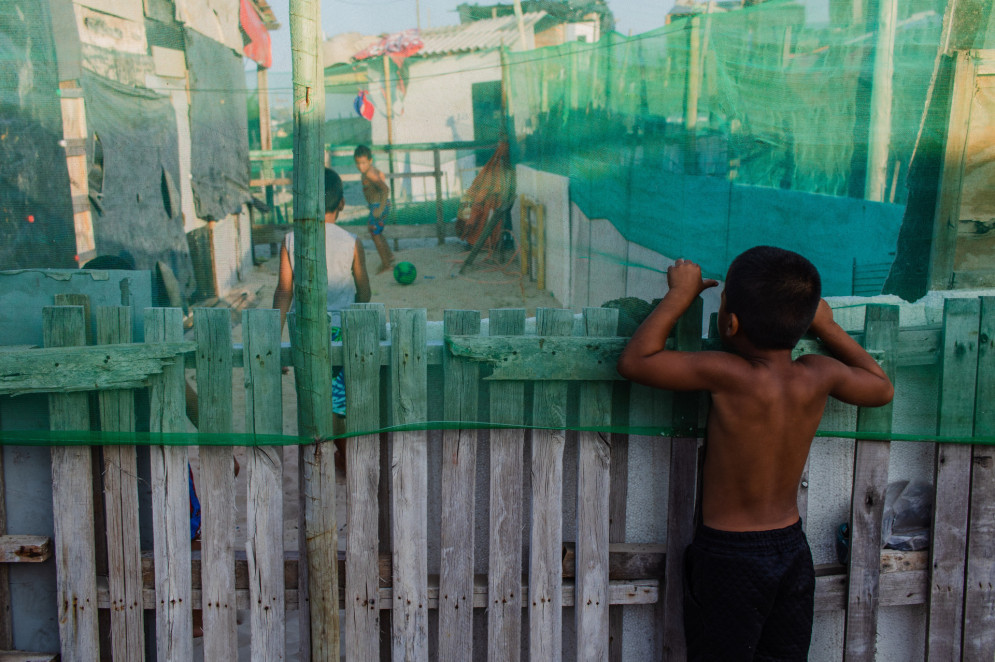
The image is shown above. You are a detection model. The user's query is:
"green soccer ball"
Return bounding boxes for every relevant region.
[393,261,417,285]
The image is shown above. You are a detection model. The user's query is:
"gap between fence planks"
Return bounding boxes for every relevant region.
[576,308,618,661]
[928,298,979,660]
[390,309,429,661]
[146,308,193,660]
[844,305,898,661]
[439,310,481,662]
[487,309,526,662]
[43,306,99,662]
[243,309,285,661]
[96,306,144,662]
[529,308,574,662]
[342,308,383,662]
[195,308,238,660]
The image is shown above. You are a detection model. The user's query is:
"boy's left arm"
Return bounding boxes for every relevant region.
[616,260,728,391]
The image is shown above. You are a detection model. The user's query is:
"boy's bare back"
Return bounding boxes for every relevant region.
[617,258,893,532]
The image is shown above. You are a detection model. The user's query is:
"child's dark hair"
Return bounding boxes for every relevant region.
[724,246,821,350]
[353,144,372,160]
[325,168,343,213]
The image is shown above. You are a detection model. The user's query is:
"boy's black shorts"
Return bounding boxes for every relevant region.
[683,520,815,662]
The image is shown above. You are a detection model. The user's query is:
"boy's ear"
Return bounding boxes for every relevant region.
[725,312,740,337]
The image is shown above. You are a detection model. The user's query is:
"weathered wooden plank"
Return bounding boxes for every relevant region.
[194,308,237,661]
[0,652,59,662]
[145,308,193,661]
[928,297,980,660]
[528,308,574,662]
[0,342,194,396]
[96,306,144,662]
[0,536,52,563]
[661,297,703,662]
[390,309,429,662]
[576,308,617,662]
[844,304,898,661]
[0,423,11,650]
[561,543,666,580]
[243,309,285,662]
[43,306,99,662]
[290,0,338,651]
[439,309,481,662]
[608,379,629,662]
[103,576,663,611]
[964,296,995,659]
[486,309,526,662]
[342,308,382,662]
[447,335,626,381]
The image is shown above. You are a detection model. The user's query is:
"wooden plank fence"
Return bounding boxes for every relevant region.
[0,299,993,660]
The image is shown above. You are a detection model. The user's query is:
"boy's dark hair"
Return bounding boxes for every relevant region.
[353,144,372,160]
[724,246,821,350]
[325,168,343,213]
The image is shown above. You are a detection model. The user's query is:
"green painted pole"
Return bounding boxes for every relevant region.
[289,0,339,658]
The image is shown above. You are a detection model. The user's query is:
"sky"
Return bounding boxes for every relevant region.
[262,0,678,73]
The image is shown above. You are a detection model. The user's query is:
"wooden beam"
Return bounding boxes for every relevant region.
[289,0,338,655]
[439,310,481,662]
[487,309,525,662]
[44,306,99,662]
[927,297,980,659]
[528,308,574,662]
[928,51,977,289]
[844,305,898,661]
[0,536,53,563]
[864,0,898,201]
[0,342,194,395]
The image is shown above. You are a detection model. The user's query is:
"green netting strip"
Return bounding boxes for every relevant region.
[1,425,991,447]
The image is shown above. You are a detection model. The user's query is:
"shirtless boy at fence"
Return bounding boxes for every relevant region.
[617,246,894,660]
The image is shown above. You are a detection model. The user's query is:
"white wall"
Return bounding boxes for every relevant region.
[368,51,504,200]
[514,165,571,306]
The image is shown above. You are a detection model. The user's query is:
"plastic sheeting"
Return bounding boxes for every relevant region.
[0,0,77,270]
[81,72,195,293]
[185,29,252,222]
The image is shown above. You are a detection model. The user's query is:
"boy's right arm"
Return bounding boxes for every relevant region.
[616,259,733,392]
[805,300,894,407]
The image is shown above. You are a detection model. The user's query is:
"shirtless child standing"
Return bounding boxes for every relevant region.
[617,246,893,661]
[354,144,395,273]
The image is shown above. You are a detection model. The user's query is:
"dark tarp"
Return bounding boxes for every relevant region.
[0,0,77,270]
[81,71,196,294]
[185,29,251,221]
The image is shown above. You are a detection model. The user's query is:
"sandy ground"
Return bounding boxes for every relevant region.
[187,232,559,659]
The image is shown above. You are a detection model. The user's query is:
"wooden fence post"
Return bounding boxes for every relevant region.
[576,307,618,662]
[145,307,193,660]
[194,308,237,660]
[289,0,338,654]
[844,304,898,660]
[964,296,995,658]
[928,297,980,659]
[661,297,703,661]
[440,309,482,662]
[487,308,526,662]
[390,309,429,661]
[529,308,574,662]
[97,306,145,661]
[43,305,99,662]
[243,309,285,661]
[342,308,383,661]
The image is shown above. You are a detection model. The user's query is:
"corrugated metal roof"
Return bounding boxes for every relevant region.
[418,12,547,55]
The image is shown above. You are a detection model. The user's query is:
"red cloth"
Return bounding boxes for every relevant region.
[240,0,272,68]
[457,142,515,249]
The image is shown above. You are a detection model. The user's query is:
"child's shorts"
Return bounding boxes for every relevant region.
[683,519,814,661]
[367,202,389,236]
